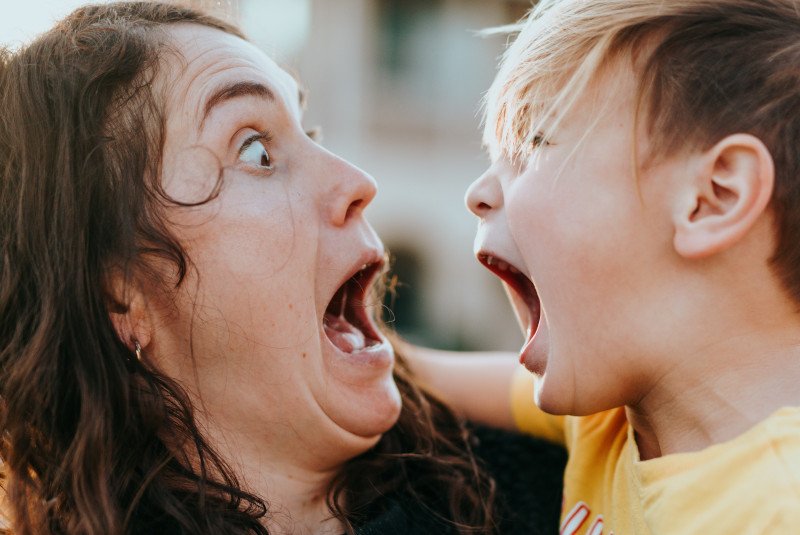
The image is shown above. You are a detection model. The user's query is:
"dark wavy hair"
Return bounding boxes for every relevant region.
[0,2,494,534]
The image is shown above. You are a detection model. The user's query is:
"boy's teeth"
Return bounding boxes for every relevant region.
[482,254,523,275]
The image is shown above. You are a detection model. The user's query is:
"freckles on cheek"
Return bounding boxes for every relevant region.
[189,187,306,279]
[184,217,319,347]
[215,216,297,278]
[239,284,318,344]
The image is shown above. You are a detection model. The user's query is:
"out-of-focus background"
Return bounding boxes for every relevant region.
[2,0,532,352]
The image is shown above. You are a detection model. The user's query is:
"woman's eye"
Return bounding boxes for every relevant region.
[238,135,273,170]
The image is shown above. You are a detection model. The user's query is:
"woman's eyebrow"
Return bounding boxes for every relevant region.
[200,80,275,130]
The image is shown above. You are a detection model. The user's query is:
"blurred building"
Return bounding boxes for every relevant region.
[1,0,532,352]
[237,0,531,351]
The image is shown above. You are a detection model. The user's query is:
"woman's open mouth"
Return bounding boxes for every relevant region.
[323,258,385,354]
[477,252,541,363]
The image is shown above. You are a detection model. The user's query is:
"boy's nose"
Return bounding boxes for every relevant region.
[466,167,503,218]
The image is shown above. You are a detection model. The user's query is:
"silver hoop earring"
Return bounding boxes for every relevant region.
[134,340,143,362]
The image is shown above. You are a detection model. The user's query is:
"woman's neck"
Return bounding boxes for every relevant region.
[198,422,347,535]
[251,468,343,535]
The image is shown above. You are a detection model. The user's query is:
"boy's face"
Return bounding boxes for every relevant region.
[467,63,687,415]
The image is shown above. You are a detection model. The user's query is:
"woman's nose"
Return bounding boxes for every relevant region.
[466,167,503,218]
[326,156,378,227]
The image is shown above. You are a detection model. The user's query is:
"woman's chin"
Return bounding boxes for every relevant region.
[324,373,403,441]
[350,376,403,438]
[320,335,401,427]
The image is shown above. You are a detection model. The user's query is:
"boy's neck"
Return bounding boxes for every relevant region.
[626,325,800,461]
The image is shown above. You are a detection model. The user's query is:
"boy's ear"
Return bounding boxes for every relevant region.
[672,134,774,259]
[106,269,152,352]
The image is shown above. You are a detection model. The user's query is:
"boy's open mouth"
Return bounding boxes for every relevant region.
[323,259,384,354]
[477,252,541,360]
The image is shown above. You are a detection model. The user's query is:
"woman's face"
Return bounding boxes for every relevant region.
[148,23,401,469]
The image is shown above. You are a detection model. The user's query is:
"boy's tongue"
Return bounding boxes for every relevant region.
[324,314,366,353]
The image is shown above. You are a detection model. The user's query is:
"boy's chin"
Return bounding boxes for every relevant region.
[533,372,576,416]
[535,375,596,416]
[528,328,615,416]
[535,364,622,417]
[532,344,585,416]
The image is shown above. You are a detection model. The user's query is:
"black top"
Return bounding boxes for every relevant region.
[355,426,567,535]
[140,426,566,534]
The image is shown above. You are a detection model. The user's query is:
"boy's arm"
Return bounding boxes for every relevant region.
[402,342,566,444]
[402,343,520,430]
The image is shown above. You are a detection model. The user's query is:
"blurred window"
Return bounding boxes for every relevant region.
[377,0,443,78]
[384,245,426,343]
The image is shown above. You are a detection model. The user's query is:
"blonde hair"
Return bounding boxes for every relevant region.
[485,0,800,303]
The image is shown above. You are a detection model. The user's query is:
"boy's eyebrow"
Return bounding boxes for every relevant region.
[200,80,276,130]
[298,85,307,111]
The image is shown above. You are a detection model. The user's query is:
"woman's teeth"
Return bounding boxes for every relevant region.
[323,258,384,354]
[324,316,366,352]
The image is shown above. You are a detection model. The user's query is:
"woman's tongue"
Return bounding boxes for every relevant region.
[324,314,366,353]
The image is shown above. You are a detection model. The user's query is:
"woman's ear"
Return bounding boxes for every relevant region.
[673,133,774,259]
[106,270,152,351]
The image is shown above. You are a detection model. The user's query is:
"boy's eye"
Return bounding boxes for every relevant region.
[305,126,322,142]
[531,133,549,148]
[516,132,550,162]
[238,134,273,170]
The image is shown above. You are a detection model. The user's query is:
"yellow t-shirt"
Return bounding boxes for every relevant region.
[511,368,800,534]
